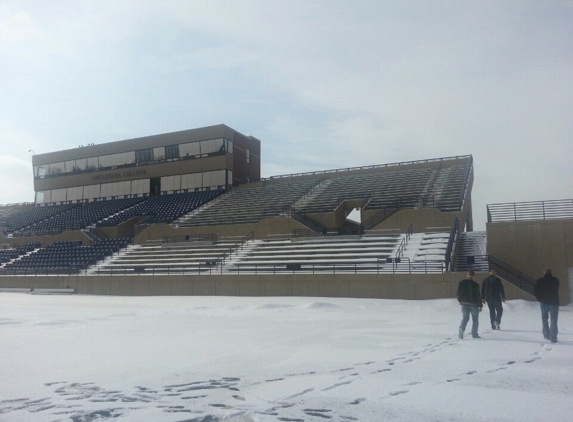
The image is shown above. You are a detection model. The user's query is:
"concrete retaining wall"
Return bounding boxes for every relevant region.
[0,272,535,301]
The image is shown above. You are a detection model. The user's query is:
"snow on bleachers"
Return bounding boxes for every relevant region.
[91,239,241,275]
[227,235,402,273]
[87,230,451,275]
[177,180,317,227]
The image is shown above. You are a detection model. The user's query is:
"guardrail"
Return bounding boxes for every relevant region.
[162,233,217,243]
[487,199,573,223]
[0,267,89,276]
[289,211,328,235]
[395,223,413,259]
[451,254,536,297]
[362,206,400,232]
[486,255,536,296]
[456,158,473,212]
[218,231,254,265]
[0,256,446,276]
[233,258,444,275]
[444,216,459,271]
[266,155,472,180]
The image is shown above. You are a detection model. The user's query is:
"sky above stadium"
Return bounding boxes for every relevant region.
[1,1,572,230]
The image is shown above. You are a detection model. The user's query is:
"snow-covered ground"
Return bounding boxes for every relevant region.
[1,293,572,422]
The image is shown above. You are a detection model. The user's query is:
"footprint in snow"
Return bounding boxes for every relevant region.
[486,368,506,373]
[354,361,375,366]
[322,380,353,391]
[284,388,314,400]
[389,390,409,396]
[371,368,392,374]
[332,367,354,373]
[304,410,332,419]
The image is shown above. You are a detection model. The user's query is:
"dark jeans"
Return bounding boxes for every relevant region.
[540,303,559,342]
[460,305,480,337]
[487,300,503,327]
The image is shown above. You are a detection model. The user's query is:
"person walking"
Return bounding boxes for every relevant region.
[534,268,560,343]
[457,270,483,339]
[481,270,506,330]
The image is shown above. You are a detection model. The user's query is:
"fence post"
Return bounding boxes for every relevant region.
[513,203,517,221]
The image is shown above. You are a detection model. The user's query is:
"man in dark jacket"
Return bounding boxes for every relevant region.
[534,268,560,343]
[481,270,506,330]
[457,270,483,339]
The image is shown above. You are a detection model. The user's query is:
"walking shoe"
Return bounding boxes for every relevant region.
[492,325,496,330]
[472,334,481,339]
[458,329,464,339]
[495,322,500,330]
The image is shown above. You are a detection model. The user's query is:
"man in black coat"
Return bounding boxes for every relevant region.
[534,268,560,343]
[457,270,483,339]
[481,270,506,330]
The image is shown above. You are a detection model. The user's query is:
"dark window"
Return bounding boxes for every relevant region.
[136,148,154,163]
[165,144,180,160]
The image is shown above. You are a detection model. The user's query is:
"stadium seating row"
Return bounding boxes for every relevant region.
[0,238,131,275]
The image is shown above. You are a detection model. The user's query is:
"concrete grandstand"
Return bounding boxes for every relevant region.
[1,125,571,304]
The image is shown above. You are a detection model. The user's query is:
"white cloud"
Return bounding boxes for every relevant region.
[0,11,41,42]
[0,155,34,204]
[0,0,571,230]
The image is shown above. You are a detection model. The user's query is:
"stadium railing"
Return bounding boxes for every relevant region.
[487,199,573,223]
[444,216,459,271]
[265,155,472,181]
[458,254,536,297]
[395,223,413,259]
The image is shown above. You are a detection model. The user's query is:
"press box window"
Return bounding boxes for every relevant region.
[136,148,154,163]
[165,144,179,160]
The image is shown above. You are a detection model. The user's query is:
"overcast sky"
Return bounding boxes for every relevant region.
[1,1,572,230]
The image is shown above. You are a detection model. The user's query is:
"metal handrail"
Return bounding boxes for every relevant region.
[453,254,536,297]
[444,216,459,271]
[486,255,536,296]
[0,255,446,277]
[234,258,444,275]
[362,206,400,232]
[266,155,472,181]
[455,158,473,212]
[487,199,573,223]
[395,223,413,259]
[289,211,327,235]
[162,233,217,243]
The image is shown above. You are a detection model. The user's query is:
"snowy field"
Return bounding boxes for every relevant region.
[1,293,572,422]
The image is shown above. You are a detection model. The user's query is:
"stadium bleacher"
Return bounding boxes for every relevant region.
[176,181,317,227]
[98,190,223,227]
[16,198,144,236]
[1,203,79,234]
[0,155,474,279]
[0,238,131,275]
